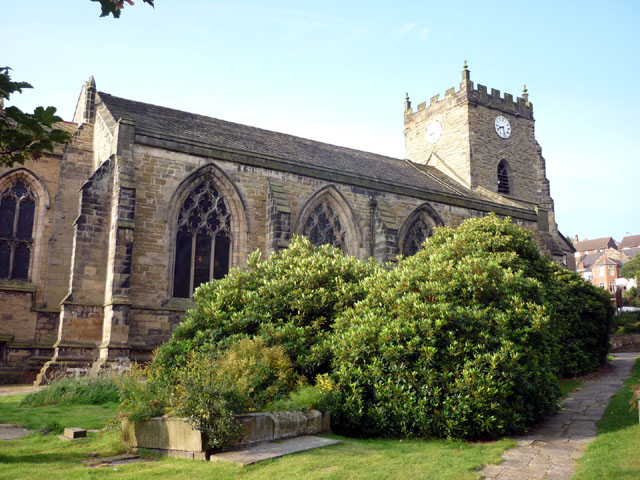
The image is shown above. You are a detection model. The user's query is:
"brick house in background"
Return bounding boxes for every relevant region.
[0,66,574,384]
[590,255,624,293]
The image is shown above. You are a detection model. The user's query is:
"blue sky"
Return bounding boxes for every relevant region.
[3,1,639,241]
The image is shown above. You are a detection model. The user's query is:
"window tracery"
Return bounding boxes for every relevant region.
[172,176,231,298]
[401,214,433,256]
[302,199,345,250]
[0,180,36,280]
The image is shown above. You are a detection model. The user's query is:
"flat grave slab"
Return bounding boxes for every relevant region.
[0,424,29,440]
[210,435,342,465]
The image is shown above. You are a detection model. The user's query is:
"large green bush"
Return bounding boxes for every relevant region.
[122,215,613,442]
[329,216,559,439]
[153,236,379,381]
[543,264,613,377]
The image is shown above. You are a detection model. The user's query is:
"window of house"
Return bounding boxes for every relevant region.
[0,180,36,280]
[172,177,231,298]
[497,159,510,194]
[599,282,605,288]
[302,200,345,250]
[402,214,433,256]
[608,266,616,276]
[599,266,605,276]
[609,282,616,293]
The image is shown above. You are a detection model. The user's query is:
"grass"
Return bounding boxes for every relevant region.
[573,358,640,479]
[0,394,118,431]
[20,376,120,407]
[558,378,583,397]
[0,392,513,480]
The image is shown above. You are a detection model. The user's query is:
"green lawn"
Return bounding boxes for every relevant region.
[573,358,640,480]
[0,393,513,480]
[0,373,604,480]
[0,394,118,431]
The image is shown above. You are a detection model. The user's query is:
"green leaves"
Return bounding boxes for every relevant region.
[147,215,611,442]
[0,67,72,167]
[91,0,155,19]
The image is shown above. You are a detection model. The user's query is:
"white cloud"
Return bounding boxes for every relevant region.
[393,22,418,37]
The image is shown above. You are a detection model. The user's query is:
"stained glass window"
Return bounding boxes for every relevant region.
[173,176,231,298]
[302,200,345,250]
[0,180,36,280]
[497,160,510,194]
[402,214,433,256]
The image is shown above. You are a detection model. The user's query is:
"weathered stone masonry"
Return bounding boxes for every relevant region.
[0,67,574,383]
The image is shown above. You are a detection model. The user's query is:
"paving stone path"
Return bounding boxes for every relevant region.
[477,352,639,480]
[0,384,39,396]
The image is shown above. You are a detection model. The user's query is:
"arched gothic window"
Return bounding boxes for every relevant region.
[0,180,36,280]
[302,199,346,250]
[401,214,433,256]
[172,176,231,298]
[497,159,510,194]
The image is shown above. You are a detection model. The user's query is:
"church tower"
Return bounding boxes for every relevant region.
[404,63,548,208]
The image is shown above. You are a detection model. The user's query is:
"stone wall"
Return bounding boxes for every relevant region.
[610,334,640,353]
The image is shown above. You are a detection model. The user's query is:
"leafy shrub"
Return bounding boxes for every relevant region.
[153,236,379,381]
[201,337,297,412]
[329,216,559,439]
[543,264,613,377]
[117,363,174,422]
[120,215,613,442]
[174,351,241,449]
[623,287,640,307]
[611,311,640,334]
[174,337,296,448]
[21,376,120,406]
[268,375,336,412]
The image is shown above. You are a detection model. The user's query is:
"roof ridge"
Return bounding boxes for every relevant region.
[97,91,406,163]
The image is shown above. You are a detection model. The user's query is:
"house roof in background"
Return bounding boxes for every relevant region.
[574,237,616,252]
[593,255,624,267]
[622,246,640,261]
[580,253,602,269]
[619,235,640,249]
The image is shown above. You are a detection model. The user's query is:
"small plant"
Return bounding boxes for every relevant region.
[117,363,175,422]
[630,383,640,412]
[174,338,298,449]
[42,421,63,435]
[268,374,335,412]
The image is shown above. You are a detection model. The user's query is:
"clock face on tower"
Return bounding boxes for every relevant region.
[494,116,511,139]
[426,120,442,144]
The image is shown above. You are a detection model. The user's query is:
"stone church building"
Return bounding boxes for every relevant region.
[0,66,574,384]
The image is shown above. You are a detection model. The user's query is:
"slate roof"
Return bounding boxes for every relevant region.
[622,246,640,260]
[573,237,616,253]
[579,253,602,269]
[97,92,489,201]
[620,235,640,249]
[593,255,623,267]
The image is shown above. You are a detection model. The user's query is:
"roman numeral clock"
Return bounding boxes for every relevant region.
[494,115,511,139]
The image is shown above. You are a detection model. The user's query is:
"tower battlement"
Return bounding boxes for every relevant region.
[405,64,534,121]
